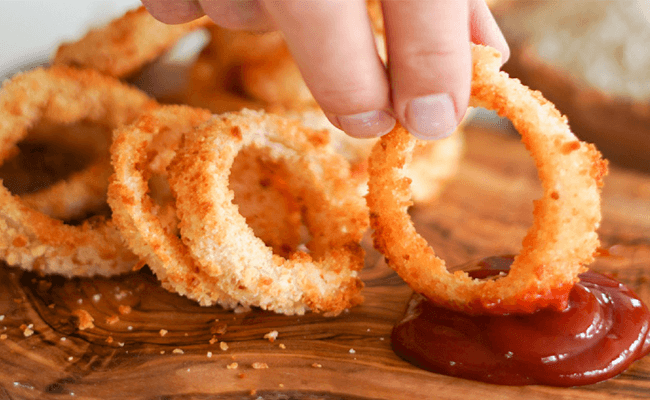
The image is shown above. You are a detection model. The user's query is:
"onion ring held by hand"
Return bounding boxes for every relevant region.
[0,66,159,277]
[367,44,608,315]
[166,109,367,315]
[53,7,211,78]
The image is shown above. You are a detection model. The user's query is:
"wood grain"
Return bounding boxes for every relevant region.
[1,126,649,400]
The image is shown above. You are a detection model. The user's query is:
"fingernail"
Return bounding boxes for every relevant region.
[326,110,396,138]
[405,93,457,140]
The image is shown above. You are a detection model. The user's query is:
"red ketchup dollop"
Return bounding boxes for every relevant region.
[391,255,650,386]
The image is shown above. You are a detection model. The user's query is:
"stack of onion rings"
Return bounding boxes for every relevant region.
[367,44,608,315]
[53,7,212,79]
[0,66,158,277]
[109,107,367,314]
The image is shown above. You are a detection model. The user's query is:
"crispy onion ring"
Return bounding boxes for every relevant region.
[53,7,211,78]
[0,66,159,277]
[108,106,308,310]
[367,44,608,315]
[165,109,367,315]
[293,108,464,202]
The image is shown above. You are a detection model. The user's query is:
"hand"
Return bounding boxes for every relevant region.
[142,0,509,140]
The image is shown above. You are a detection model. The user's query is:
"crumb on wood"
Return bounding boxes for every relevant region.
[227,362,238,369]
[263,330,278,342]
[106,336,114,344]
[159,329,168,337]
[118,305,131,315]
[252,362,268,369]
[172,348,184,354]
[0,334,7,340]
[278,343,286,349]
[311,363,322,368]
[220,341,229,351]
[73,310,95,330]
[106,315,120,325]
[209,335,219,345]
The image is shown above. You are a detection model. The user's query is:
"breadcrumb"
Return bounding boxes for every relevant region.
[278,343,286,349]
[106,336,114,344]
[311,363,322,368]
[159,329,168,337]
[118,305,131,315]
[173,348,184,354]
[106,315,120,325]
[207,351,212,358]
[209,335,219,345]
[263,330,278,342]
[252,362,268,369]
[73,310,95,330]
[227,362,238,369]
[0,334,7,340]
[220,342,229,351]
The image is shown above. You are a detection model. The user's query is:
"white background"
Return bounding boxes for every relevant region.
[0,1,140,77]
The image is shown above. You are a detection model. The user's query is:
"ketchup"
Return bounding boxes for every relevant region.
[391,255,650,386]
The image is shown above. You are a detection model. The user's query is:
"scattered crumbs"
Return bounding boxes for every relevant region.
[23,324,34,337]
[68,356,74,362]
[127,326,133,331]
[106,315,120,325]
[367,328,370,332]
[0,315,4,321]
[227,362,238,370]
[263,330,278,343]
[0,334,7,340]
[207,351,213,358]
[48,304,55,309]
[76,299,83,305]
[60,337,66,342]
[209,335,219,345]
[220,341,229,351]
[118,305,131,315]
[234,305,250,314]
[349,349,356,354]
[278,383,284,388]
[187,369,190,373]
[106,336,113,344]
[160,351,165,355]
[251,362,268,369]
[92,294,102,303]
[214,318,219,322]
[72,310,95,330]
[210,324,227,335]
[172,348,184,354]
[118,342,125,347]
[115,291,128,301]
[278,343,286,350]
[311,363,322,368]
[379,337,385,341]
[159,329,168,337]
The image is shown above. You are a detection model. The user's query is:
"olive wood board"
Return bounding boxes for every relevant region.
[1,126,649,400]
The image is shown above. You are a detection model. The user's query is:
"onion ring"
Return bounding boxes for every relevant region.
[53,6,211,78]
[367,44,608,315]
[108,106,308,310]
[293,108,464,202]
[0,65,158,277]
[166,109,367,315]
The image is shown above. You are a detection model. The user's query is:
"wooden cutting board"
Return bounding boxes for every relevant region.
[1,126,649,400]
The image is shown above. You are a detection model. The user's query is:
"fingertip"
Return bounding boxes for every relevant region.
[326,110,396,139]
[141,0,205,24]
[403,93,458,140]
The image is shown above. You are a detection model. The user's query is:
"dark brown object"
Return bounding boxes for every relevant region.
[1,127,649,399]
[503,44,650,173]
